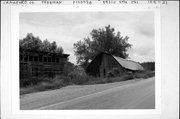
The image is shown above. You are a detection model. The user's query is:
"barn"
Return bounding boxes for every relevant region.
[20,50,69,79]
[86,52,144,77]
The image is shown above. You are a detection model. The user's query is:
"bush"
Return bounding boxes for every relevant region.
[120,74,134,81]
[35,79,65,91]
[132,71,155,79]
[52,75,70,84]
[107,68,121,78]
[20,76,44,87]
[68,66,89,84]
[107,71,115,78]
[20,75,68,94]
[98,70,155,84]
[63,62,75,76]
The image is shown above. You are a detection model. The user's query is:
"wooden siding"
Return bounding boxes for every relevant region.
[99,53,125,77]
[86,53,126,78]
[20,51,69,79]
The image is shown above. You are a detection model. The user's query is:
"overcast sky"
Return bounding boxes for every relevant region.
[19,12,154,64]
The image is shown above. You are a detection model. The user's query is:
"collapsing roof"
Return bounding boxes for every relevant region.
[112,55,144,71]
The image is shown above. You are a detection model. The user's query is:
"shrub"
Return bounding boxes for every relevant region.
[68,66,89,85]
[144,71,155,78]
[107,71,115,78]
[20,75,68,94]
[35,79,65,91]
[63,62,75,76]
[132,71,155,79]
[20,76,44,87]
[52,75,70,84]
[120,74,134,81]
[107,68,121,78]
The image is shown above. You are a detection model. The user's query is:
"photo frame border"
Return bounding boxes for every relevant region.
[7,3,162,118]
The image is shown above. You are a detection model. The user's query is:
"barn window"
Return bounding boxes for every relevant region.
[52,57,55,62]
[34,56,38,62]
[24,55,28,61]
[56,58,59,63]
[39,56,42,62]
[29,56,33,61]
[43,57,47,62]
[48,57,51,63]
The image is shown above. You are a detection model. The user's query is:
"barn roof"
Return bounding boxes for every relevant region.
[112,55,144,71]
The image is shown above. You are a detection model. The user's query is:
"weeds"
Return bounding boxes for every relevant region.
[20,68,155,95]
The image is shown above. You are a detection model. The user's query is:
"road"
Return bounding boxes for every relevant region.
[20,77,155,110]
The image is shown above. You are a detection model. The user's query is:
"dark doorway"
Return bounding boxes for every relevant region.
[104,69,106,77]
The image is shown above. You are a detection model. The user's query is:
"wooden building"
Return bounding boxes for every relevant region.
[86,52,144,77]
[20,50,69,79]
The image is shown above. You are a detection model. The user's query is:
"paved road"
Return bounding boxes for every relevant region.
[21,77,155,110]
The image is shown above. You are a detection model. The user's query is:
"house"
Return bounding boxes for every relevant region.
[20,50,69,79]
[86,52,144,77]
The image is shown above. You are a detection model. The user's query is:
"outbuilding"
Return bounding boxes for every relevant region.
[20,49,69,79]
[86,52,144,77]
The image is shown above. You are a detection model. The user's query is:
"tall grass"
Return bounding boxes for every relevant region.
[20,67,155,95]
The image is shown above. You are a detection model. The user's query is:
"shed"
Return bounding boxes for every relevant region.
[86,52,144,77]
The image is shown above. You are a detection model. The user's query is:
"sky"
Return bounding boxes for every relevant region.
[19,12,154,64]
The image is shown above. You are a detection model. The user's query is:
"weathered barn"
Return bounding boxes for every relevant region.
[86,52,144,77]
[20,50,69,79]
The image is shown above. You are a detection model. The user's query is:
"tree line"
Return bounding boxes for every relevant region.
[20,33,64,54]
[141,62,155,71]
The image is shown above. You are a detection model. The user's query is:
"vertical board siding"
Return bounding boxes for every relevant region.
[86,52,143,78]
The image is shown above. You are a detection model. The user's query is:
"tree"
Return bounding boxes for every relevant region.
[20,33,42,51]
[20,33,64,54]
[74,25,132,68]
[141,62,155,71]
[41,39,51,52]
[56,47,64,54]
[50,41,57,52]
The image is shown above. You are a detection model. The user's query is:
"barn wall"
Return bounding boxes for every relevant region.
[20,52,68,79]
[86,53,133,78]
[99,54,125,78]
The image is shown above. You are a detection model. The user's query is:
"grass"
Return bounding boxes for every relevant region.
[20,70,155,95]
